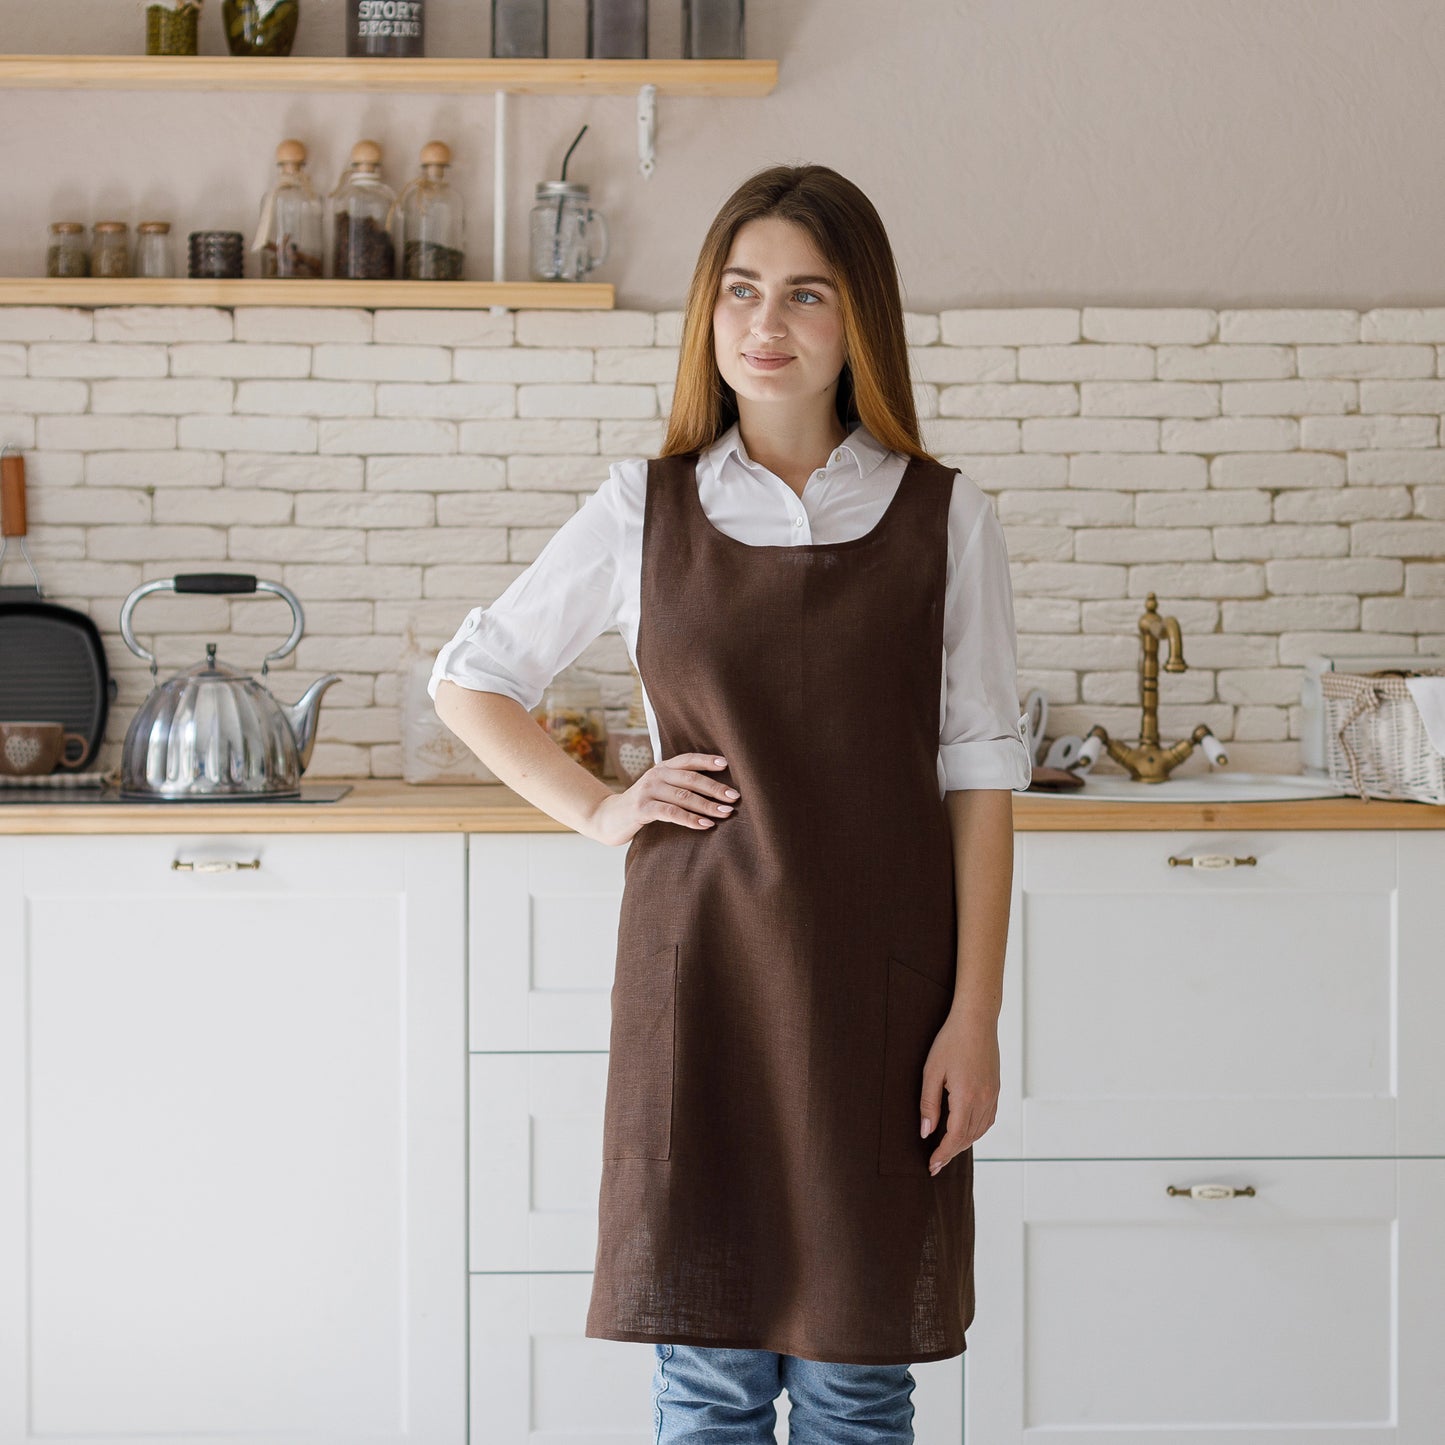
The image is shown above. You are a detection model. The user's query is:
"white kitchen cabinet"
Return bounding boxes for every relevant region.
[995,830,1445,1160]
[966,1157,1445,1443]
[0,832,467,1445]
[466,826,1445,1445]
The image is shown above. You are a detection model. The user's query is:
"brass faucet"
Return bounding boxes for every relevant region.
[1083,593,1228,782]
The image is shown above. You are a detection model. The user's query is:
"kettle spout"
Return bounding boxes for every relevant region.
[283,673,343,773]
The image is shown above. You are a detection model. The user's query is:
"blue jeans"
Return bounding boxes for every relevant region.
[650,1344,916,1444]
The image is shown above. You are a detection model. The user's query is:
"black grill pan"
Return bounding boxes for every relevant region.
[0,450,114,770]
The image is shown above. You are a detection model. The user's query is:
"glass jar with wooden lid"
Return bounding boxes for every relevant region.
[92,221,131,279]
[329,140,397,279]
[46,221,89,278]
[394,140,465,280]
[253,139,324,277]
[136,222,174,279]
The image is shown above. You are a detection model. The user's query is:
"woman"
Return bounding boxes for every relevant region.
[432,163,1031,1443]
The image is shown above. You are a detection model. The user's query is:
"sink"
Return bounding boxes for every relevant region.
[1043,771,1352,803]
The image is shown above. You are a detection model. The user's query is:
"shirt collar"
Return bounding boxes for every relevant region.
[704,419,891,486]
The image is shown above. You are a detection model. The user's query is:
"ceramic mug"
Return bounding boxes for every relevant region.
[0,720,88,776]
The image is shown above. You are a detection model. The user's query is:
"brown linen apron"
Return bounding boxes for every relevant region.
[585,447,974,1366]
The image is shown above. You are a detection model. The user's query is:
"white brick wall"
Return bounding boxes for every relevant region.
[2,302,1443,781]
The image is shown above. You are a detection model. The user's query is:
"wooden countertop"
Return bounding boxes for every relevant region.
[0,777,1442,833]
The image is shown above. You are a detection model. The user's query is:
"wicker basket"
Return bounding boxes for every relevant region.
[1317,668,1445,805]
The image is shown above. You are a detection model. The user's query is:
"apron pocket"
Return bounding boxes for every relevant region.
[602,940,679,1161]
[877,954,954,1176]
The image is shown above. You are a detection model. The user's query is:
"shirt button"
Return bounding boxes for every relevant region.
[832,450,843,464]
[463,616,479,633]
[794,516,803,527]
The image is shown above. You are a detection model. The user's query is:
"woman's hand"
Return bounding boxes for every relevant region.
[920,1009,1000,1176]
[585,751,739,848]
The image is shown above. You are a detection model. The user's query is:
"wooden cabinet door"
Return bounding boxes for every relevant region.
[967,1157,1445,1443]
[1008,830,1400,1157]
[0,832,467,1445]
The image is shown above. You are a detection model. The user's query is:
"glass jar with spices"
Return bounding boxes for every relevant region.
[46,222,89,278]
[330,140,397,280]
[91,222,130,279]
[145,0,201,53]
[223,0,300,55]
[532,667,609,779]
[253,139,324,278]
[135,221,174,278]
[393,141,465,280]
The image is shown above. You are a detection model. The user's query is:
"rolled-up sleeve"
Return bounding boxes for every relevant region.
[939,487,1033,792]
[428,462,627,708]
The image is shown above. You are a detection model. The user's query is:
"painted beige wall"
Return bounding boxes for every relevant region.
[3,0,1443,308]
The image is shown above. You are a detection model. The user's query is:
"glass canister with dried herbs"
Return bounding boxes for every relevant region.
[46,222,89,278]
[135,221,174,278]
[145,0,202,53]
[393,140,465,280]
[223,0,300,55]
[253,139,324,278]
[91,222,131,279]
[330,140,397,280]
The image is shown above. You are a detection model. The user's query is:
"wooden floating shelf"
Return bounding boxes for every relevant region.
[0,278,615,309]
[0,55,777,95]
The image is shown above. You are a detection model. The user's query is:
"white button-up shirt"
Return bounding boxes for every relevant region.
[430,420,1034,797]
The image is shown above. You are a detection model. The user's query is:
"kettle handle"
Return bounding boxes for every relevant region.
[119,574,306,674]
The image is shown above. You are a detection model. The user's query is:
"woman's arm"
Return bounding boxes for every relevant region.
[918,787,1015,1175]
[944,787,1014,1027]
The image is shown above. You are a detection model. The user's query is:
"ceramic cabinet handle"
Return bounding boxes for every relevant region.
[1166,853,1258,869]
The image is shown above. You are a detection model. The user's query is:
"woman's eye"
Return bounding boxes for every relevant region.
[725,283,821,304]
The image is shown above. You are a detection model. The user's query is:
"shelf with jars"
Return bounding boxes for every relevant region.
[0,278,614,308]
[0,55,776,95]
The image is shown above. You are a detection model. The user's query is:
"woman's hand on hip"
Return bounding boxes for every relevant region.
[585,752,739,847]
[920,1011,1000,1175]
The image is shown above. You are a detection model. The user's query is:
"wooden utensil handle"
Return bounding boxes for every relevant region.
[0,450,25,538]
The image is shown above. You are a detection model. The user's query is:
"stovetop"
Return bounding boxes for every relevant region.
[0,782,354,805]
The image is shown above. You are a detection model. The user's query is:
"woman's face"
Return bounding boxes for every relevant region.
[712,216,846,413]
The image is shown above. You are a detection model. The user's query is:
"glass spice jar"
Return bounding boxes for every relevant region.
[145,0,201,53]
[46,221,89,278]
[254,139,324,277]
[223,0,300,55]
[91,222,131,279]
[330,140,397,280]
[532,668,609,779]
[393,140,465,280]
[135,221,174,278]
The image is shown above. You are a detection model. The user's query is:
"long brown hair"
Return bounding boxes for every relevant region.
[660,164,930,463]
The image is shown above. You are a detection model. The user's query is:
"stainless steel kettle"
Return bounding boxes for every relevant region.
[118,573,342,800]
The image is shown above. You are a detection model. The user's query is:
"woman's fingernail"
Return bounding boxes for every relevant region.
[725,788,739,799]
[929,1161,943,1176]
[920,1117,932,1137]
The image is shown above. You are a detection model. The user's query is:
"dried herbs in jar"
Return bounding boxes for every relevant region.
[223,0,300,55]
[253,139,324,277]
[146,0,201,54]
[46,222,89,278]
[394,141,466,280]
[330,141,398,279]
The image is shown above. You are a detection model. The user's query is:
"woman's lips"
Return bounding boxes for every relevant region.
[744,353,793,370]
